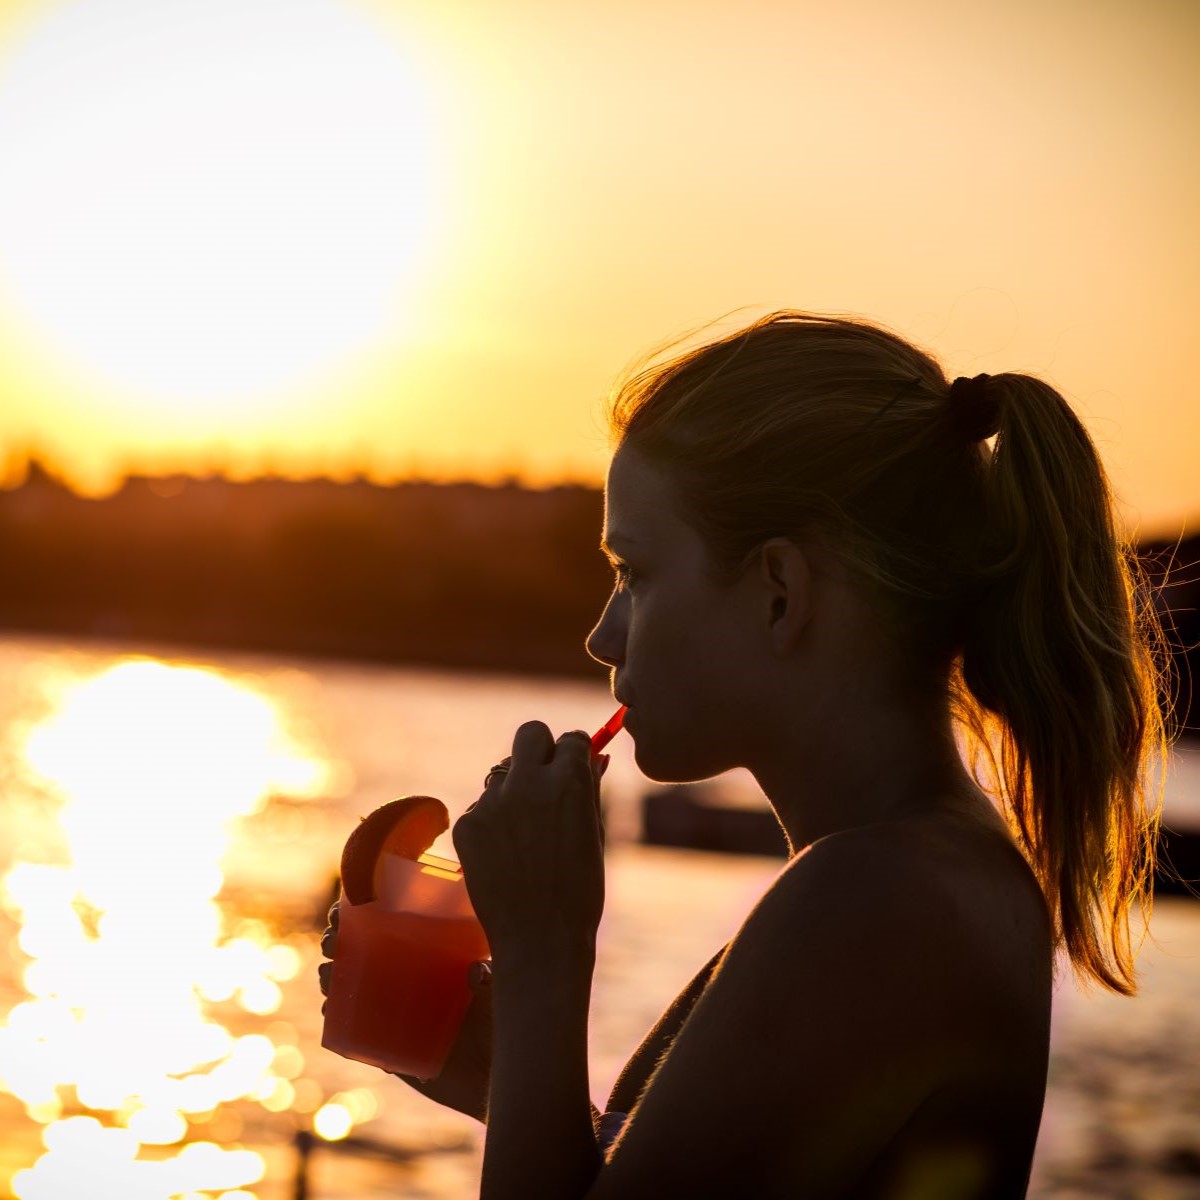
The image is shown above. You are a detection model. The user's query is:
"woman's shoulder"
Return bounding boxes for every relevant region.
[590,808,1052,1195]
[746,805,1053,1036]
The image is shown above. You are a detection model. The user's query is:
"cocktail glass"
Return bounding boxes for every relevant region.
[321,850,491,1081]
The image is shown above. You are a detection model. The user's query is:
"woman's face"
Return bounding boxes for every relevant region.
[586,446,764,783]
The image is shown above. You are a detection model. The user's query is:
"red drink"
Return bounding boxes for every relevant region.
[323,709,624,1079]
[321,851,490,1080]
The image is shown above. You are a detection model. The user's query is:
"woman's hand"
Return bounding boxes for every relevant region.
[318,902,496,1124]
[451,722,608,965]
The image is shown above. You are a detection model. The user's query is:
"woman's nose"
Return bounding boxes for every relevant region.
[586,596,625,668]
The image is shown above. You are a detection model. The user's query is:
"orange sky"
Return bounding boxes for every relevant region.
[0,0,1196,538]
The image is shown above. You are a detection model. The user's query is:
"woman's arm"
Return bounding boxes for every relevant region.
[481,948,604,1199]
[450,722,609,1198]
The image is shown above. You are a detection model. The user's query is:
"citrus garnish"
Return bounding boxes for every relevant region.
[340,795,449,905]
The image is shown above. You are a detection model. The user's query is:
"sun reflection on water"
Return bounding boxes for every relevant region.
[0,657,355,1198]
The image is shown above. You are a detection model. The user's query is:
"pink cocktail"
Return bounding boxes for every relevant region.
[321,851,490,1080]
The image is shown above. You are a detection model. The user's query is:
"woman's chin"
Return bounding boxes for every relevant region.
[632,742,729,786]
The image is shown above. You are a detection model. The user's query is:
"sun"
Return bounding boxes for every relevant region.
[0,0,442,417]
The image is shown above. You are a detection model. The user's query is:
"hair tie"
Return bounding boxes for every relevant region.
[947,373,999,442]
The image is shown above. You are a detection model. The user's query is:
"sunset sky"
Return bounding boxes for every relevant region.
[0,0,1195,537]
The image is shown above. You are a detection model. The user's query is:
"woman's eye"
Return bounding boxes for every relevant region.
[612,563,634,591]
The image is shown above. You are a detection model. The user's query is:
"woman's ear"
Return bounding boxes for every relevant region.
[758,537,814,654]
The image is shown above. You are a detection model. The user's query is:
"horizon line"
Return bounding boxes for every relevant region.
[0,453,1194,547]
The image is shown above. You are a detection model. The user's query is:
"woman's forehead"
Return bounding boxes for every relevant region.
[603,448,695,552]
[604,449,667,528]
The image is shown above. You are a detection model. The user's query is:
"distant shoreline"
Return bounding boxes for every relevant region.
[0,625,606,684]
[0,461,1195,723]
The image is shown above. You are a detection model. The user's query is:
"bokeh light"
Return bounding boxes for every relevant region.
[0,657,377,1197]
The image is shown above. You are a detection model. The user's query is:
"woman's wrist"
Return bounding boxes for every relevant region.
[483,946,600,1197]
[491,928,596,975]
[491,942,596,999]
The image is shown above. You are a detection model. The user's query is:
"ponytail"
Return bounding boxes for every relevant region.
[953,374,1169,995]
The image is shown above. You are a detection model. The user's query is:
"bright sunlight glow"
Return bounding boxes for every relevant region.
[0,657,358,1198]
[0,0,439,410]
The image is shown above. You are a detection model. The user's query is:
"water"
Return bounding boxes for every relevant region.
[0,634,1196,1198]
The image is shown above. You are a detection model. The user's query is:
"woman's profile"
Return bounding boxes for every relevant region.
[320,309,1169,1198]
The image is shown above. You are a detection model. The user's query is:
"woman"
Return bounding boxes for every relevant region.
[320,310,1168,1198]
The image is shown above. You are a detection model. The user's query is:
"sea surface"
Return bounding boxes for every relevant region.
[0,634,1197,1199]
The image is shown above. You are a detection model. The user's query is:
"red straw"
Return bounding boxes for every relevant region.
[590,705,628,755]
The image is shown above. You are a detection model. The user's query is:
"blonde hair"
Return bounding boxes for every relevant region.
[608,309,1171,996]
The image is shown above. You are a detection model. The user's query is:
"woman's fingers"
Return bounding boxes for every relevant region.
[462,753,515,818]
[554,728,603,791]
[509,720,555,774]
[483,755,512,788]
[510,724,591,787]
[592,753,611,785]
[484,726,590,797]
[319,900,338,1001]
[555,729,592,759]
[320,924,337,959]
[464,722,601,835]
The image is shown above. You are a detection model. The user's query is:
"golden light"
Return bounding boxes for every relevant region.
[0,656,367,1197]
[0,0,443,424]
[313,1102,353,1142]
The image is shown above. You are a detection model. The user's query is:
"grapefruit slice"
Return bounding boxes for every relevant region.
[340,795,449,905]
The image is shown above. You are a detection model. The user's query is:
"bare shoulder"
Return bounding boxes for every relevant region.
[588,815,1052,1197]
[767,815,1053,1012]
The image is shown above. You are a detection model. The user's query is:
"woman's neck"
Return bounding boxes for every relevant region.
[749,684,989,855]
